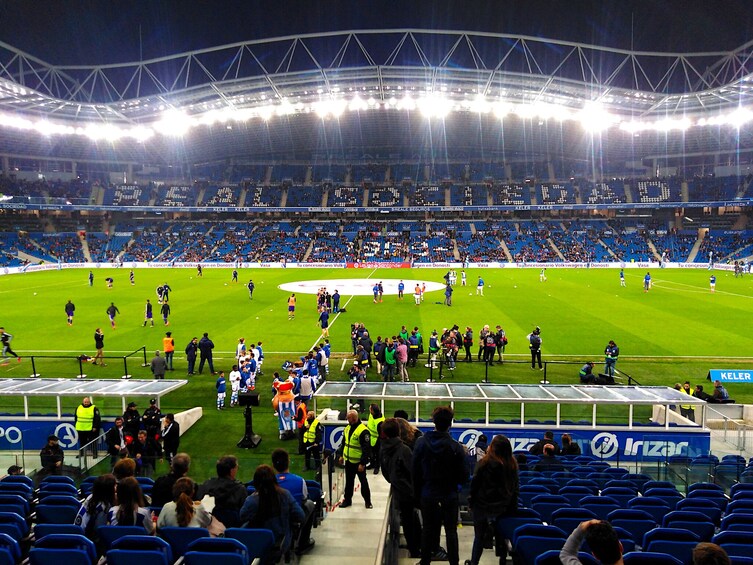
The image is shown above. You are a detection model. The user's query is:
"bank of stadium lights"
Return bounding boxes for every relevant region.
[2,93,753,142]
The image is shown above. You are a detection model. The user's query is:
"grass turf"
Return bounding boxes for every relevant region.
[1,266,752,481]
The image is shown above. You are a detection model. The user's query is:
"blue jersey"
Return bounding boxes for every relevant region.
[216,376,226,393]
[398,282,404,291]
[319,311,330,327]
[323,343,331,358]
[710,276,716,284]
[373,285,379,295]
[620,270,624,279]
[644,274,651,283]
[307,358,319,376]
[478,278,484,286]
[332,293,340,305]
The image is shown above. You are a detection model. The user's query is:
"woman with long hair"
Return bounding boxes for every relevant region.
[464,434,519,565]
[156,477,211,530]
[240,465,305,561]
[75,474,116,553]
[107,476,154,534]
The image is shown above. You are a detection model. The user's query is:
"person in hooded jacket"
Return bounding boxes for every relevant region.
[413,405,468,565]
[381,418,422,558]
[465,435,519,565]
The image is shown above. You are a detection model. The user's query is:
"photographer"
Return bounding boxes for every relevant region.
[527,326,543,370]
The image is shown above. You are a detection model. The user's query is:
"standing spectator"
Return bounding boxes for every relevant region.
[466,435,519,565]
[129,430,162,478]
[396,338,409,382]
[122,402,141,441]
[604,340,619,377]
[413,406,468,565]
[0,327,20,363]
[185,336,198,375]
[40,435,64,476]
[483,329,497,366]
[302,411,323,471]
[462,327,473,363]
[65,300,75,326]
[561,433,581,455]
[338,409,373,509]
[106,477,154,533]
[151,453,191,507]
[156,477,211,530]
[75,474,116,553]
[160,301,171,326]
[161,414,180,465]
[495,325,507,362]
[163,332,175,371]
[381,418,422,559]
[529,430,561,455]
[93,328,105,366]
[527,326,543,370]
[106,417,127,469]
[198,332,215,374]
[367,404,385,475]
[680,381,696,422]
[142,398,162,440]
[106,302,120,329]
[143,299,155,327]
[76,396,101,457]
[197,455,248,527]
[150,350,167,380]
[240,465,305,560]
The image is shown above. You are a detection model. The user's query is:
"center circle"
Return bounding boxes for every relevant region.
[277,278,446,296]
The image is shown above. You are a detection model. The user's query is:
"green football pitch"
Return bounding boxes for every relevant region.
[1,266,752,480]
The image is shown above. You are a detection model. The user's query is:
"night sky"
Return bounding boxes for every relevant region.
[1,0,752,66]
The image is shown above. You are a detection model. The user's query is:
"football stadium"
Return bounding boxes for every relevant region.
[1,3,753,564]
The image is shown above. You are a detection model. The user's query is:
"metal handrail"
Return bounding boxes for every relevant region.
[77,431,107,474]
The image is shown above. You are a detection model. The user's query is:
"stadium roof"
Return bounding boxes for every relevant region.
[0,2,753,166]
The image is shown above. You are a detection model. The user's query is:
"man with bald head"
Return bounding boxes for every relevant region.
[337,409,372,509]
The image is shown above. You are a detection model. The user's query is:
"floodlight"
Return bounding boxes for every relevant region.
[155,109,193,136]
[348,96,368,112]
[419,94,452,118]
[397,94,416,111]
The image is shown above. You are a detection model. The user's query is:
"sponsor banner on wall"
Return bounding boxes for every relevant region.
[709,369,753,383]
[322,424,710,461]
[0,418,115,451]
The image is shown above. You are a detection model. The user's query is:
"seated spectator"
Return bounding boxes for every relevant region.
[197,455,248,527]
[75,474,116,554]
[561,433,581,456]
[712,380,731,402]
[271,448,316,555]
[560,519,623,565]
[693,542,730,565]
[107,476,154,534]
[156,477,211,530]
[39,434,64,477]
[240,464,305,563]
[534,444,564,472]
[5,465,23,476]
[129,429,162,478]
[113,458,137,481]
[579,362,596,384]
[151,453,191,507]
[695,384,714,403]
[529,430,560,455]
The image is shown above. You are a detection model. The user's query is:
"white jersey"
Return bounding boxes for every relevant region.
[236,343,247,359]
[229,370,241,392]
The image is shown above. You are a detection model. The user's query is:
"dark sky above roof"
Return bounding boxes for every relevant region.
[1,0,752,66]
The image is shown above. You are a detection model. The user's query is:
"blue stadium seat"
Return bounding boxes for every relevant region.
[107,535,173,565]
[513,531,567,565]
[97,526,150,551]
[550,507,597,535]
[687,482,724,495]
[676,498,723,525]
[34,524,85,539]
[713,530,753,559]
[531,494,570,523]
[0,476,33,489]
[560,486,595,507]
[0,511,29,540]
[34,503,79,524]
[627,497,672,525]
[0,533,21,564]
[158,527,210,558]
[519,485,551,508]
[184,538,249,565]
[224,528,276,562]
[622,551,682,564]
[495,508,543,543]
[731,484,753,499]
[0,483,32,499]
[535,549,599,565]
[39,476,75,487]
[30,534,97,565]
[643,488,683,510]
[579,496,620,521]
[721,513,753,531]
[601,487,638,508]
[727,499,753,514]
[38,484,79,499]
[607,509,657,548]
[686,489,728,510]
[0,495,30,516]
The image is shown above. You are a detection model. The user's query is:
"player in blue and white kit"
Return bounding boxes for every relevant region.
[644,272,651,293]
[229,365,241,407]
[539,268,547,282]
[255,341,264,375]
[215,371,226,410]
[397,280,405,300]
[476,276,485,296]
[461,270,467,286]
[372,283,379,303]
[247,352,258,389]
[620,269,625,287]
[710,274,716,292]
